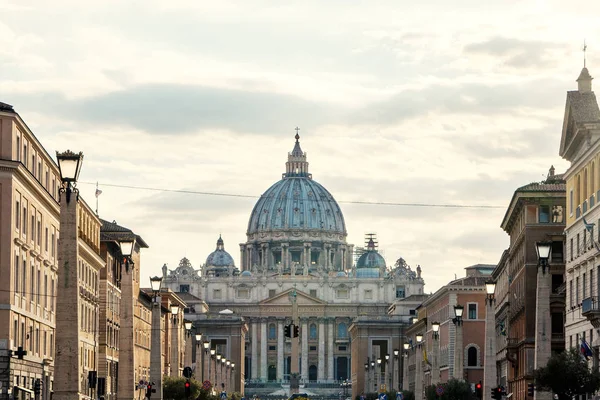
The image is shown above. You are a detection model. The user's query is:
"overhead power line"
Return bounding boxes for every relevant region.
[79,181,504,209]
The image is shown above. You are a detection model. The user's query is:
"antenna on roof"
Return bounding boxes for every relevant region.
[584,40,588,68]
[365,233,378,249]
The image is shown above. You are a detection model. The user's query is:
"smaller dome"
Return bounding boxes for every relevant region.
[356,237,386,269]
[336,271,347,277]
[241,270,252,277]
[206,235,235,267]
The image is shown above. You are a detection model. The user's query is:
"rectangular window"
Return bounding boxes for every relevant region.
[576,277,580,304]
[23,143,28,168]
[37,213,41,245]
[365,290,373,300]
[22,202,27,237]
[51,227,56,258]
[31,214,35,245]
[268,345,277,351]
[539,205,550,223]
[309,289,317,298]
[37,160,41,180]
[584,230,587,252]
[22,256,26,297]
[336,289,349,299]
[44,275,48,309]
[310,346,317,351]
[396,286,405,298]
[213,289,222,299]
[569,280,573,307]
[15,197,20,230]
[577,234,580,256]
[51,278,54,311]
[45,169,49,189]
[269,289,276,298]
[236,288,250,299]
[584,273,587,299]
[14,252,19,296]
[468,303,477,319]
[179,284,190,293]
[338,346,347,351]
[16,135,20,161]
[45,227,49,252]
[570,238,574,261]
[570,189,574,215]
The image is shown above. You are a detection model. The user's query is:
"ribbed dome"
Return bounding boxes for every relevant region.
[356,238,385,269]
[206,235,235,267]
[247,134,346,235]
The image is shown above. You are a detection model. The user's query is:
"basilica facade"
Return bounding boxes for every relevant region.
[162,134,426,396]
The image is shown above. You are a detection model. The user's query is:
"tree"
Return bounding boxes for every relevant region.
[424,380,473,400]
[535,348,600,400]
[163,376,201,400]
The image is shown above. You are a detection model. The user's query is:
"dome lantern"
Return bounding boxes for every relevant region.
[284,129,311,179]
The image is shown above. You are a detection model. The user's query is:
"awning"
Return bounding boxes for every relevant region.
[14,386,34,395]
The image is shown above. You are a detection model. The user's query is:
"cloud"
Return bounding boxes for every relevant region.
[7,84,338,135]
[463,36,567,69]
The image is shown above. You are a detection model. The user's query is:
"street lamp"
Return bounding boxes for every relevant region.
[432,322,440,339]
[171,304,180,325]
[150,276,163,299]
[453,305,464,326]
[195,333,202,345]
[412,317,418,324]
[54,150,84,400]
[185,321,193,337]
[415,334,423,346]
[485,281,496,306]
[536,241,552,274]
[56,150,83,203]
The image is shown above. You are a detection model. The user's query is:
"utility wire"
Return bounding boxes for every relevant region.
[79,181,504,209]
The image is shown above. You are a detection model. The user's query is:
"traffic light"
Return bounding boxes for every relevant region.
[491,386,503,400]
[528,382,534,397]
[284,324,291,338]
[185,380,191,398]
[475,382,482,399]
[293,324,300,338]
[146,383,153,398]
[33,379,41,395]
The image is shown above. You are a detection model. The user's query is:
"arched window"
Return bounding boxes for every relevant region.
[467,346,478,367]
[269,323,276,340]
[309,323,317,340]
[338,322,347,338]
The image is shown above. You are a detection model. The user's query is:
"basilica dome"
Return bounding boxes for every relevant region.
[355,237,385,278]
[247,134,346,235]
[206,235,235,267]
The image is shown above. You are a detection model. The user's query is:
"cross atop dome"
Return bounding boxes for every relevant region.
[284,128,311,179]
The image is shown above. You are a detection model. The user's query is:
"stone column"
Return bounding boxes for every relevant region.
[484,301,496,400]
[328,319,334,380]
[415,347,423,400]
[282,244,289,269]
[252,321,259,379]
[171,311,181,376]
[54,190,82,400]
[261,319,268,380]
[117,260,134,400]
[454,323,463,380]
[277,320,284,381]
[150,295,164,400]
[302,319,309,382]
[318,319,325,381]
[204,348,210,389]
[193,338,201,381]
[534,265,552,400]
[432,338,440,386]
[364,363,369,394]
[402,353,409,391]
[240,244,246,271]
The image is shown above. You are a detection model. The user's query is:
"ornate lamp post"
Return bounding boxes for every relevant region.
[231,363,236,393]
[483,281,496,400]
[210,349,216,393]
[385,354,390,390]
[431,322,440,385]
[194,333,202,381]
[376,358,382,391]
[203,340,211,388]
[402,342,410,391]
[415,334,423,400]
[452,304,464,380]
[216,354,222,389]
[370,361,375,392]
[54,150,84,400]
[150,276,164,400]
[534,241,553,400]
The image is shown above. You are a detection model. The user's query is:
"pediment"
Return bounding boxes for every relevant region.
[259,288,327,305]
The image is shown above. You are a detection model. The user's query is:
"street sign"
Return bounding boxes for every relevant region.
[221,391,228,400]
[183,366,193,379]
[378,393,387,400]
[436,386,444,396]
[396,392,404,400]
[202,380,212,391]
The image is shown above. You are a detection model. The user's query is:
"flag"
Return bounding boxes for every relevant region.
[581,339,593,359]
[582,216,595,233]
[95,189,102,197]
[499,321,507,336]
[423,347,431,366]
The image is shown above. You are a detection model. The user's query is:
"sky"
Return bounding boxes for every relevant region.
[1,0,598,293]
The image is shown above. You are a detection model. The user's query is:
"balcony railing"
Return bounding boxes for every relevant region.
[582,297,599,314]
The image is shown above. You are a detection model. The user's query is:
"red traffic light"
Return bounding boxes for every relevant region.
[185,382,190,388]
[476,384,482,389]
[147,384,152,390]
